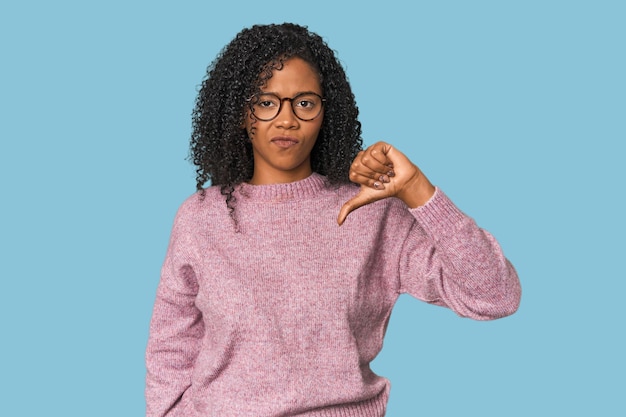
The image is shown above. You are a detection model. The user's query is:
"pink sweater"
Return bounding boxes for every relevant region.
[145,173,520,416]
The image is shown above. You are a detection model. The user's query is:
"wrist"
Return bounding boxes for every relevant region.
[397,172,436,208]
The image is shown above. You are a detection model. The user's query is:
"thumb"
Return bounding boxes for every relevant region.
[337,187,381,225]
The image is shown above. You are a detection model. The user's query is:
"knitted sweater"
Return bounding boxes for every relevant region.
[145,173,520,417]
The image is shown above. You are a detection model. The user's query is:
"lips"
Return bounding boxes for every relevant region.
[271,136,299,149]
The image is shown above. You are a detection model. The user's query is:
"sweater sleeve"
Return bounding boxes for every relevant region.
[398,188,521,320]
[145,205,204,417]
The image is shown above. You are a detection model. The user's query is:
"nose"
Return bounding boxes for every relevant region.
[274,98,299,128]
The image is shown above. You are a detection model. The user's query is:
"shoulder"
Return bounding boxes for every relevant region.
[173,186,227,226]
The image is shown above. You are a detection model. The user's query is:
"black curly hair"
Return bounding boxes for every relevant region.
[190,23,362,211]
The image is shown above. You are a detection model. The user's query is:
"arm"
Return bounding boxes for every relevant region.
[399,188,520,319]
[338,142,520,320]
[146,208,204,416]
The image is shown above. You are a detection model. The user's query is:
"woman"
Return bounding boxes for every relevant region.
[146,23,521,417]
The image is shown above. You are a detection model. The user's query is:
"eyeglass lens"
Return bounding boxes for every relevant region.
[251,93,323,121]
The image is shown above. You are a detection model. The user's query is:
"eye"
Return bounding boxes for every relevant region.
[294,94,320,109]
[296,99,315,108]
[254,94,280,108]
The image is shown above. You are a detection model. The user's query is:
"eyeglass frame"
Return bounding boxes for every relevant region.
[246,92,326,122]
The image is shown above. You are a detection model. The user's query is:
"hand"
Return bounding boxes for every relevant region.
[337,142,435,225]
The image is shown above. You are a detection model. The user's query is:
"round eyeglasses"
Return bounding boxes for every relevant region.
[248,92,325,121]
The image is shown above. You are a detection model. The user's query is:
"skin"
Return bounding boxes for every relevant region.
[244,57,324,185]
[337,142,436,225]
[244,57,436,224]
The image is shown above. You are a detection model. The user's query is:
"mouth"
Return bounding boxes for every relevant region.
[271,136,300,149]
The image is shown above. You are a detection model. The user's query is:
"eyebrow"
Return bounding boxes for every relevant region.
[260,90,322,97]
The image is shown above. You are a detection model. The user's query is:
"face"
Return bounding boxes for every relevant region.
[244,57,324,185]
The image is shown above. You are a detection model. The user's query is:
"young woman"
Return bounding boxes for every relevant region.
[146,23,521,417]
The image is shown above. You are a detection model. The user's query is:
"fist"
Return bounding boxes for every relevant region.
[337,142,435,225]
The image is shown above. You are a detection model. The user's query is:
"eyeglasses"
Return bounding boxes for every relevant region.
[248,92,325,121]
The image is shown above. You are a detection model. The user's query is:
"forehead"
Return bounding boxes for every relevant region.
[262,57,322,95]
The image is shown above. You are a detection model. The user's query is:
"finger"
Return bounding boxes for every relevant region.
[337,186,388,225]
[337,192,372,225]
[359,143,396,177]
[350,157,394,185]
[359,149,391,174]
[349,171,388,189]
[350,165,393,185]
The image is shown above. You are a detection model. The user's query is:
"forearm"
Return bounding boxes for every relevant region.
[146,280,203,416]
[404,188,521,320]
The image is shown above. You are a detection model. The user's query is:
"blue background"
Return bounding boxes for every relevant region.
[1,1,624,415]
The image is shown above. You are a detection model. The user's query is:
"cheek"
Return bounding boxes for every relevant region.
[310,118,323,139]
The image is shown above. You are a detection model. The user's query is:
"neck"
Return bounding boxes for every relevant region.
[237,172,327,203]
[249,166,313,185]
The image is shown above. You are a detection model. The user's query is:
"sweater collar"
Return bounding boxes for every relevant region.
[236,173,328,202]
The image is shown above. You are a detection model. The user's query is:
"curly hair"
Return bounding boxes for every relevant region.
[190,23,362,212]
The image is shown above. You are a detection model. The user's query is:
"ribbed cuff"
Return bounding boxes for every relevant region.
[303,385,388,417]
[409,187,468,239]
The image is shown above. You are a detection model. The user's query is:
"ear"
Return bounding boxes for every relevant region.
[247,126,256,139]
[241,110,257,139]
[240,105,251,129]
